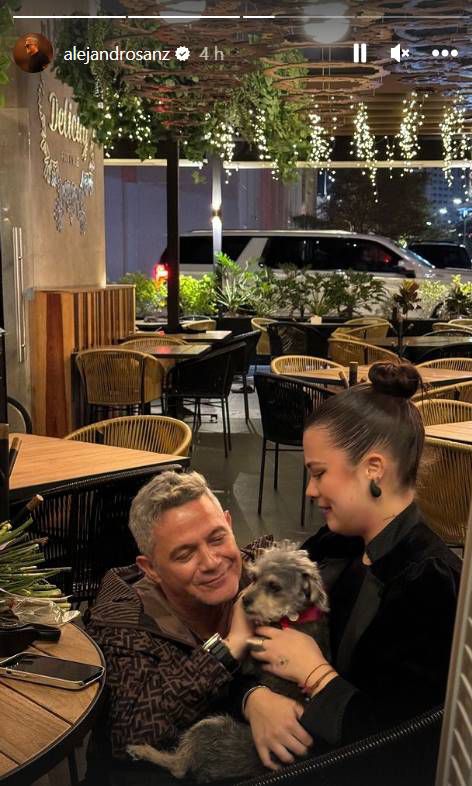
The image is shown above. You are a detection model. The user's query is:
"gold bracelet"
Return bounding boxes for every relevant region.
[301,662,330,691]
[305,667,336,696]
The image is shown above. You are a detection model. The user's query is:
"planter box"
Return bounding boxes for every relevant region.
[216,315,253,335]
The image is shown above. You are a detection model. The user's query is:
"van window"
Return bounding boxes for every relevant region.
[262,236,401,272]
[180,236,213,265]
[409,244,470,269]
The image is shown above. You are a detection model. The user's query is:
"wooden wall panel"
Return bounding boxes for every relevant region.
[29,286,135,436]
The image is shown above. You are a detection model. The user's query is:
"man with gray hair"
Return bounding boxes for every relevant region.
[86,470,273,780]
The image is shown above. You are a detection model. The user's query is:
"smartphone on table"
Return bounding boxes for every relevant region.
[0,652,104,690]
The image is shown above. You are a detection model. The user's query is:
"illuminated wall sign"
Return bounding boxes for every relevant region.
[38,77,95,234]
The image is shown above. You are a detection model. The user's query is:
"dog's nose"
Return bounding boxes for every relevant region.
[242,595,252,609]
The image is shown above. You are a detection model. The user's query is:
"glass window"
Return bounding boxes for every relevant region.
[179,236,213,265]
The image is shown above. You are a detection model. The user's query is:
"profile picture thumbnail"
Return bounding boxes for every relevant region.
[13,33,53,74]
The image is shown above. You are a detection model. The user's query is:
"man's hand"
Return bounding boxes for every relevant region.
[224,591,254,660]
[244,688,313,770]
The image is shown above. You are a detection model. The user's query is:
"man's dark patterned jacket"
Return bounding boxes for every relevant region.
[86,537,272,758]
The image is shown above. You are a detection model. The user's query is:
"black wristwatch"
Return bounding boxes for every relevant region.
[202,633,240,674]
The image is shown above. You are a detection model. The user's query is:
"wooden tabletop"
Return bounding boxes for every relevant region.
[425,421,472,444]
[0,623,105,784]
[9,433,187,498]
[294,366,472,387]
[127,330,232,344]
[150,343,212,359]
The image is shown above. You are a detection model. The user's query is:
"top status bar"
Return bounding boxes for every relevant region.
[12,14,470,19]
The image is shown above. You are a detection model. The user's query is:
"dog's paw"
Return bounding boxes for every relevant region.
[127,744,151,761]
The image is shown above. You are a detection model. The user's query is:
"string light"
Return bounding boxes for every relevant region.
[384,136,395,180]
[397,91,424,171]
[440,95,470,193]
[351,102,377,199]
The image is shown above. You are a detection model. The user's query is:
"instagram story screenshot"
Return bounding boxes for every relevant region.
[0,2,472,786]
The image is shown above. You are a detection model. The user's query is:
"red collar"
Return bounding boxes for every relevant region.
[280,605,324,629]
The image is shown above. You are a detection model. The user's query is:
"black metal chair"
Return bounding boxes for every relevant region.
[267,322,308,358]
[415,342,472,364]
[225,330,261,421]
[165,342,245,457]
[10,465,184,605]
[255,373,334,528]
[7,396,32,433]
[236,706,443,786]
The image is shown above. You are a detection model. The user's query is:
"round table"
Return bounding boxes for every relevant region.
[0,623,105,785]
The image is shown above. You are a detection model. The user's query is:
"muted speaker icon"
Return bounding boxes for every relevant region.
[391,44,410,62]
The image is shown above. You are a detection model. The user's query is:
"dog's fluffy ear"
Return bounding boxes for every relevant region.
[302,564,329,612]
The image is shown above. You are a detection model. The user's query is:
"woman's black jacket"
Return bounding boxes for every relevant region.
[300,502,461,748]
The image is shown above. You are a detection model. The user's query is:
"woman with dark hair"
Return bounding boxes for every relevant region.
[245,362,461,770]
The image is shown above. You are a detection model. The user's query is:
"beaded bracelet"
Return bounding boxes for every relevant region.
[306,668,336,697]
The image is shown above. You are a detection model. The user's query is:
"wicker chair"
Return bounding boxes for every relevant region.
[417,437,472,549]
[344,317,391,327]
[255,373,334,527]
[416,357,472,372]
[412,380,472,404]
[251,317,276,356]
[334,322,391,341]
[75,348,164,422]
[415,344,472,364]
[328,337,399,366]
[432,322,472,334]
[122,335,188,374]
[271,355,344,375]
[181,319,217,331]
[449,318,472,327]
[414,398,472,427]
[267,323,308,357]
[65,415,192,457]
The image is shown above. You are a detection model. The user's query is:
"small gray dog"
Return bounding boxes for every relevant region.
[128,541,330,782]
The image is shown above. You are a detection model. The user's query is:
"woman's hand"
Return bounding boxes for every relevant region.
[249,626,327,684]
[245,688,313,770]
[224,591,255,661]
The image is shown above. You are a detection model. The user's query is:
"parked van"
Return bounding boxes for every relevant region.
[167,229,435,280]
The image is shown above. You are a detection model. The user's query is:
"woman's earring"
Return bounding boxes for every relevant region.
[369,479,382,498]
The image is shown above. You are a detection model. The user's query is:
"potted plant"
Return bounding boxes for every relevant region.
[214,253,256,333]
[392,279,421,318]
[179,274,217,317]
[118,272,166,318]
[443,275,472,319]
[325,271,388,319]
[418,280,449,318]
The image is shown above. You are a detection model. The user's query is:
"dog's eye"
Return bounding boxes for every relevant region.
[267,581,282,593]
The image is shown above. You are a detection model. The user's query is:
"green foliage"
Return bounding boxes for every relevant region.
[418,280,449,317]
[392,280,421,317]
[324,271,388,318]
[245,267,281,317]
[444,275,472,317]
[0,2,18,107]
[118,272,165,316]
[179,274,217,316]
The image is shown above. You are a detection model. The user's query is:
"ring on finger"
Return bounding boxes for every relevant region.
[248,637,266,652]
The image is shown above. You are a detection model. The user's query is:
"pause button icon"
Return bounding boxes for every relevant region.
[353,43,367,63]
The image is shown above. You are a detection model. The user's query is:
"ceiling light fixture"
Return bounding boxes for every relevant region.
[303,1,350,45]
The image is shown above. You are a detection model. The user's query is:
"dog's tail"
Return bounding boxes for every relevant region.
[127,742,191,778]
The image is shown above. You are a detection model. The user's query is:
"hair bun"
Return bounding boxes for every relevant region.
[368,362,420,399]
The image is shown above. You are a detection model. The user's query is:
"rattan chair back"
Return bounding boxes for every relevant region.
[416,357,472,372]
[433,322,472,334]
[122,336,188,350]
[65,415,192,456]
[271,355,344,375]
[328,337,399,365]
[414,398,472,427]
[412,380,472,404]
[75,348,164,406]
[449,319,472,327]
[417,437,472,547]
[251,318,276,355]
[267,323,308,357]
[334,322,391,341]
[415,344,472,364]
[344,317,391,326]
[181,319,217,331]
